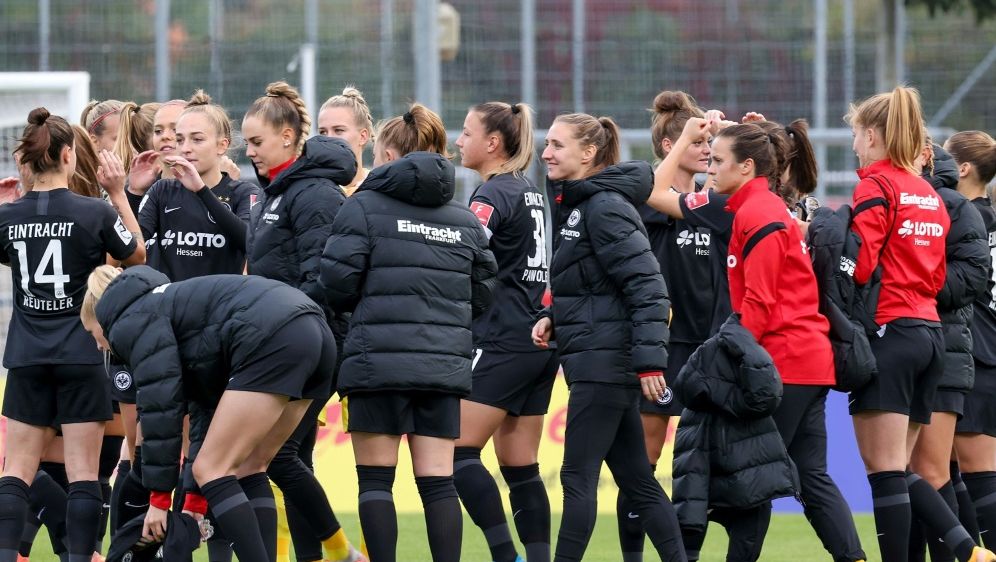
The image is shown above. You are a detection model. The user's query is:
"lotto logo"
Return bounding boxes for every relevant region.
[676,230,693,247]
[897,220,944,238]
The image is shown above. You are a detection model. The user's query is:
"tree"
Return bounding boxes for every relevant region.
[907,0,996,22]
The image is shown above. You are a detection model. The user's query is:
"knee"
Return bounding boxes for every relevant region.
[192,457,230,487]
[910,464,950,489]
[265,455,305,486]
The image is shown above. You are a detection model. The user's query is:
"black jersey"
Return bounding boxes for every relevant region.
[139,174,259,281]
[970,196,996,367]
[0,189,137,367]
[641,188,733,343]
[469,173,549,352]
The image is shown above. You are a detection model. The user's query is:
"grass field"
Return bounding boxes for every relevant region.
[23,512,880,561]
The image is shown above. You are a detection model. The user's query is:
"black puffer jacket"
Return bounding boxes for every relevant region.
[924,145,989,394]
[320,152,498,396]
[547,162,670,386]
[248,135,356,308]
[95,266,327,492]
[671,315,798,533]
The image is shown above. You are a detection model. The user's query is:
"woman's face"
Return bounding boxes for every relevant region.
[668,133,712,175]
[318,106,369,164]
[153,103,184,158]
[177,112,229,177]
[90,113,120,153]
[707,136,751,194]
[242,115,294,178]
[455,111,494,174]
[542,121,590,181]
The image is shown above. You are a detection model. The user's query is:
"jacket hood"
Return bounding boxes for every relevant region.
[260,136,357,194]
[560,161,654,207]
[924,143,960,191]
[360,151,455,207]
[95,266,172,331]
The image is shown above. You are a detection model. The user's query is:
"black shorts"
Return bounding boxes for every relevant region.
[107,360,136,405]
[226,314,336,401]
[932,389,965,417]
[3,363,113,426]
[466,348,559,416]
[343,391,461,438]
[957,362,996,437]
[640,341,696,416]
[849,320,944,425]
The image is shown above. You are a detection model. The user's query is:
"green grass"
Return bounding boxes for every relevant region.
[25,512,880,561]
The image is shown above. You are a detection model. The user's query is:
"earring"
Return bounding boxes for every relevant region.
[283,142,290,147]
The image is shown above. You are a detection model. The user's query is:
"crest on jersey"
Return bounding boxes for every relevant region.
[113,370,132,391]
[655,387,674,406]
[250,194,259,209]
[567,209,581,227]
[685,191,709,210]
[269,195,282,211]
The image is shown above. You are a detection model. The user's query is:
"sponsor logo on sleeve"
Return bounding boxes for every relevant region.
[469,202,495,228]
[684,191,710,210]
[113,217,134,244]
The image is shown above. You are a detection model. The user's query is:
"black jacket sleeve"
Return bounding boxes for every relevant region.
[291,183,346,305]
[586,197,671,373]
[112,313,185,493]
[469,223,499,318]
[320,198,370,313]
[938,197,989,312]
[196,187,248,250]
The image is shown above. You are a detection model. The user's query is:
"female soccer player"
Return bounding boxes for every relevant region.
[531,112,685,562]
[452,101,557,562]
[80,264,337,562]
[318,86,374,193]
[321,103,498,562]
[0,108,144,562]
[846,86,995,562]
[81,100,124,152]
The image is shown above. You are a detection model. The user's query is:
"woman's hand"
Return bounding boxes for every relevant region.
[163,156,206,193]
[142,505,168,543]
[127,150,162,196]
[639,372,667,403]
[531,317,553,349]
[679,117,711,144]
[220,155,241,180]
[0,177,22,204]
[742,112,767,124]
[97,150,127,196]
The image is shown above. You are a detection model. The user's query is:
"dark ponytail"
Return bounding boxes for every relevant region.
[16,107,75,175]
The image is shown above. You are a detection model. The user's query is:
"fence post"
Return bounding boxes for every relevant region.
[413,0,441,113]
[38,0,50,71]
[155,0,171,101]
[572,0,585,113]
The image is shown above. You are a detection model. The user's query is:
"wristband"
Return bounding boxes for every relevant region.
[638,371,664,379]
[149,490,172,511]
[183,492,208,515]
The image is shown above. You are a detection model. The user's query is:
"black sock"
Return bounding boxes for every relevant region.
[94,479,111,553]
[963,471,996,550]
[907,472,976,562]
[109,459,130,533]
[453,447,516,562]
[18,514,38,557]
[952,462,981,544]
[201,476,268,562]
[922,481,959,562]
[96,435,121,552]
[501,463,551,562]
[357,465,397,562]
[869,470,911,561]
[0,477,30,562]
[238,473,277,562]
[267,452,341,544]
[131,446,143,481]
[29,471,67,554]
[285,500,323,562]
[38,463,68,492]
[206,533,234,562]
[66,481,102,561]
[614,463,655,562]
[909,517,927,562]
[416,476,462,562]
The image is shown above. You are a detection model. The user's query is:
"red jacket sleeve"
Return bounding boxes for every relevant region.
[851,178,892,285]
[740,229,786,342]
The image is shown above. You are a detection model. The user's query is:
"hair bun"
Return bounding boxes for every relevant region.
[342,86,362,99]
[28,107,51,126]
[187,89,212,106]
[652,91,696,115]
[265,81,294,99]
[403,111,415,125]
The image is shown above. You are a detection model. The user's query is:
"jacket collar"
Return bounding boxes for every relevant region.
[725,176,770,213]
[559,161,653,207]
[857,158,902,180]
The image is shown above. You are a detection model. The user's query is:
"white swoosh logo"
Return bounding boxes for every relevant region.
[124,501,149,508]
[627,512,639,519]
[164,207,181,214]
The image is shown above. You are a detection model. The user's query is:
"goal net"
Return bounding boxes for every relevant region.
[0,72,90,178]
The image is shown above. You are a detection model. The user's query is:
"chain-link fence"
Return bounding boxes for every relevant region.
[1,0,995,196]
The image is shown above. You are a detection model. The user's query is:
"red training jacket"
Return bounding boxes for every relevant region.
[726,177,835,386]
[851,159,949,325]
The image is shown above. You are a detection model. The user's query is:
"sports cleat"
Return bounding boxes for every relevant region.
[327,546,367,562]
[972,546,996,562]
